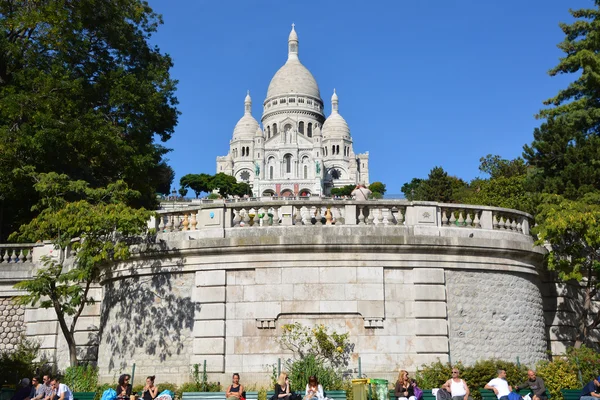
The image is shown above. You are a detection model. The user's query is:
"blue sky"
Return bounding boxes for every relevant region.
[147,0,588,195]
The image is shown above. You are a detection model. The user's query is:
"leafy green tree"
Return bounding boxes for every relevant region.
[420,167,454,202]
[231,182,251,197]
[180,173,212,198]
[9,173,152,366]
[0,0,178,241]
[209,173,238,197]
[369,181,386,195]
[523,2,600,199]
[533,192,600,347]
[330,185,355,197]
[479,154,528,180]
[401,178,424,201]
[178,187,188,198]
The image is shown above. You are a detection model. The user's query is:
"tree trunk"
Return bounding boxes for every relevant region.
[53,299,79,367]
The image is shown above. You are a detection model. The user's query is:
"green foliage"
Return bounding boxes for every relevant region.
[463,175,535,214]
[180,174,212,198]
[287,355,343,392]
[401,178,424,201]
[178,187,188,198]
[369,182,386,195]
[258,388,267,400]
[479,155,528,180]
[370,191,383,199]
[207,193,220,200]
[523,3,600,200]
[564,346,600,385]
[158,383,178,397]
[64,365,99,392]
[278,323,353,368]
[95,384,113,400]
[0,337,44,386]
[190,363,221,392]
[232,182,252,197]
[533,193,600,344]
[9,173,152,366]
[415,359,527,400]
[210,173,238,197]
[535,358,579,400]
[0,0,179,241]
[401,167,468,203]
[331,185,355,197]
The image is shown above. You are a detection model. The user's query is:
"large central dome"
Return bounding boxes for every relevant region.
[265,25,321,100]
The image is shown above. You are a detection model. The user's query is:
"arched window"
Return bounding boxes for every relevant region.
[304,165,308,179]
[269,166,273,180]
[246,146,250,156]
[273,123,278,134]
[332,145,335,155]
[299,121,304,134]
[242,147,245,157]
[307,123,312,137]
[336,145,340,155]
[267,126,271,138]
[284,154,292,173]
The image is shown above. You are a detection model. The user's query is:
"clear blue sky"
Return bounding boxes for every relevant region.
[147,0,588,195]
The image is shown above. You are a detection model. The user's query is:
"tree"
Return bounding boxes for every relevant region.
[0,0,178,241]
[178,187,188,198]
[180,173,211,198]
[231,182,251,197]
[401,178,424,201]
[330,185,355,197]
[369,182,386,195]
[9,173,152,366]
[534,192,600,347]
[523,2,600,199]
[479,155,528,180]
[209,173,238,197]
[420,167,454,202]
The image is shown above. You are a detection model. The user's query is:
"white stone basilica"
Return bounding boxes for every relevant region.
[216,25,369,197]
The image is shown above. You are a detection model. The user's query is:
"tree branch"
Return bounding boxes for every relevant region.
[70,279,92,334]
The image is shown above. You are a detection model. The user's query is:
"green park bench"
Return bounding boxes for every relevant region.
[388,388,436,400]
[266,390,345,400]
[479,389,551,400]
[73,392,96,400]
[560,390,580,400]
[182,392,258,400]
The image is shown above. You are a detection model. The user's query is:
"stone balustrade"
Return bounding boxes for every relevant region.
[155,199,532,237]
[0,244,39,264]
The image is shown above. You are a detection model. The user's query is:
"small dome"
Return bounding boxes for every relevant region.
[233,114,259,139]
[255,126,263,137]
[322,113,350,139]
[322,89,350,139]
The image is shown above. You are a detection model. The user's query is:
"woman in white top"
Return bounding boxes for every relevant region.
[305,376,324,400]
[442,368,471,400]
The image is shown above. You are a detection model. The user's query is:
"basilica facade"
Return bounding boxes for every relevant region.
[216,25,369,197]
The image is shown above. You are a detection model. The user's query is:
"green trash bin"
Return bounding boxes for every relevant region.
[369,379,389,400]
[352,379,369,400]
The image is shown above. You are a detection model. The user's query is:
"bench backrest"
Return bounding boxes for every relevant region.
[182,392,226,400]
[73,392,97,400]
[324,390,347,400]
[245,392,259,400]
[560,389,581,400]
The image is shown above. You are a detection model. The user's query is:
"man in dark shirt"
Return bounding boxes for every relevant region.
[580,377,600,400]
[10,378,32,400]
[515,370,547,400]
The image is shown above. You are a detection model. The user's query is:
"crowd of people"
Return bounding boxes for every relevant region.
[9,369,600,400]
[9,374,160,400]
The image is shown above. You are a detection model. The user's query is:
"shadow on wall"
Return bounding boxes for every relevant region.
[541,270,600,352]
[98,244,200,372]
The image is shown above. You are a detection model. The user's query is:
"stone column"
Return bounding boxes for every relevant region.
[192,270,226,372]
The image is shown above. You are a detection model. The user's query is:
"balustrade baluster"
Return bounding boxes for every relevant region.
[358,206,365,225]
[165,215,173,232]
[314,207,322,226]
[500,216,507,230]
[174,215,183,231]
[473,211,481,228]
[295,206,303,226]
[511,219,517,231]
[457,210,465,227]
[256,207,265,227]
[1,249,6,263]
[397,208,405,225]
[18,249,25,263]
[272,206,280,226]
[465,212,473,227]
[182,213,190,231]
[449,211,456,226]
[232,209,241,227]
[367,208,375,225]
[517,221,522,232]
[441,210,449,225]
[382,208,389,225]
[325,207,333,225]
[242,209,250,227]
[9,250,16,263]
[158,216,166,232]
[493,214,500,229]
[377,208,384,225]
[190,211,198,230]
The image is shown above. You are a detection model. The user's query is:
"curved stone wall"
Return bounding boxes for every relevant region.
[0,298,25,351]
[446,270,547,366]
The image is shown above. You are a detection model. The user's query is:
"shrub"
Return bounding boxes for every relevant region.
[0,337,45,387]
[258,388,267,400]
[286,355,343,392]
[415,361,458,390]
[564,346,600,386]
[95,383,113,400]
[207,193,220,200]
[158,382,178,398]
[133,385,144,394]
[64,365,99,392]
[179,382,200,393]
[536,358,579,400]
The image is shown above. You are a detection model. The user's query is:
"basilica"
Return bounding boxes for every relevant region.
[216,25,370,197]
